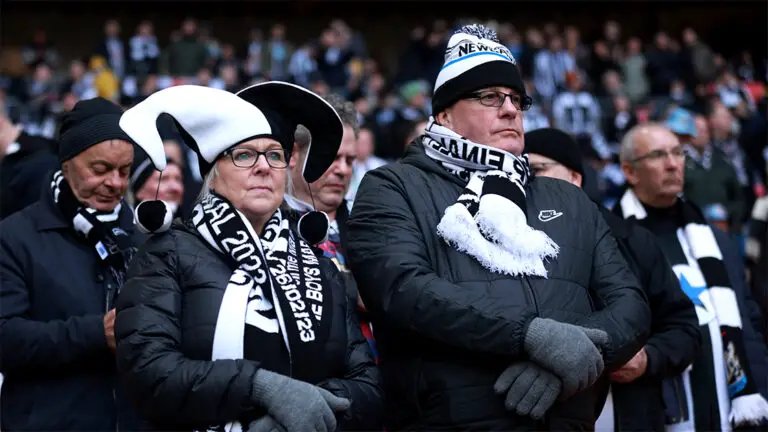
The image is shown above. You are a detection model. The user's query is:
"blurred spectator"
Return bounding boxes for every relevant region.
[346,125,387,202]
[622,37,650,103]
[646,31,681,96]
[552,72,608,159]
[128,20,160,78]
[89,56,119,102]
[564,26,590,73]
[679,111,745,231]
[62,59,97,101]
[94,20,126,79]
[262,23,293,81]
[317,27,354,93]
[163,18,208,77]
[708,99,753,223]
[22,29,59,69]
[288,40,318,88]
[669,79,695,109]
[534,34,575,104]
[589,40,619,94]
[242,28,264,78]
[681,28,717,89]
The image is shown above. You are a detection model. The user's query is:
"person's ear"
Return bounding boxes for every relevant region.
[621,162,638,187]
[572,172,583,188]
[436,109,451,127]
[61,160,70,178]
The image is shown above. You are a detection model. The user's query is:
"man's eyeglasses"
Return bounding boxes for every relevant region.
[223,148,290,169]
[466,90,533,111]
[629,146,685,164]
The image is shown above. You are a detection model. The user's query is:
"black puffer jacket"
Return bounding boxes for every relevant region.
[346,143,651,430]
[114,219,382,431]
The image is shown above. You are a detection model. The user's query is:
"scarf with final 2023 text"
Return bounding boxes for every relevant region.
[193,191,333,432]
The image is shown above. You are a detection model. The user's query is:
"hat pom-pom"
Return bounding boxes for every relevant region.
[298,210,330,245]
[456,24,499,42]
[135,200,173,234]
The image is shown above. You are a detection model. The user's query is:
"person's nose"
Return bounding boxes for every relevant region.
[104,171,125,190]
[499,95,519,118]
[251,154,272,174]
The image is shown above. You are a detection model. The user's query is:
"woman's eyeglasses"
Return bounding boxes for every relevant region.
[466,90,533,111]
[223,148,290,169]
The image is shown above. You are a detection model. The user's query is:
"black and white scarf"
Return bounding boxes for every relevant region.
[422,117,559,277]
[192,192,332,432]
[51,170,135,291]
[616,188,768,427]
[683,143,713,170]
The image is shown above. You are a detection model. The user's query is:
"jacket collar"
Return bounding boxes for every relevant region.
[401,138,466,188]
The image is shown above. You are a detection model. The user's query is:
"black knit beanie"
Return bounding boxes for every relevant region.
[523,128,585,177]
[57,97,136,163]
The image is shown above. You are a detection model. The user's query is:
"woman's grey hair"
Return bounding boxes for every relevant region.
[197,164,219,202]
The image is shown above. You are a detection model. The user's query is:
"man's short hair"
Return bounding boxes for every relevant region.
[323,93,359,138]
[294,93,358,155]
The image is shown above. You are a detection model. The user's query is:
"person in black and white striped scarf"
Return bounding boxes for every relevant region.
[615,122,768,430]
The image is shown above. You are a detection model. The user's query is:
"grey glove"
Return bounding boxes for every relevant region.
[251,369,351,432]
[523,318,608,398]
[247,415,286,432]
[493,361,562,419]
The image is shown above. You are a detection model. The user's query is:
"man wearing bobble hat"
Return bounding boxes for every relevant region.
[347,23,651,429]
[0,97,164,430]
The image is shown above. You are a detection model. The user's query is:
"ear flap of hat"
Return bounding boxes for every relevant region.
[236,81,343,183]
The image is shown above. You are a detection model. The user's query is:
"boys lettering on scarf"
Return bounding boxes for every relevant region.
[193,192,333,432]
[616,188,768,427]
[423,118,559,277]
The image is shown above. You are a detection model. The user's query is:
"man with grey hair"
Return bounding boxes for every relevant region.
[614,123,768,430]
[285,94,379,359]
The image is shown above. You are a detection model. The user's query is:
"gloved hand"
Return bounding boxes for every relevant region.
[494,361,562,419]
[251,369,351,432]
[523,318,608,398]
[247,415,286,432]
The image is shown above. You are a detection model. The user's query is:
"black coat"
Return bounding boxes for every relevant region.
[0,187,142,431]
[114,219,382,431]
[597,206,700,432]
[0,132,59,220]
[346,143,651,430]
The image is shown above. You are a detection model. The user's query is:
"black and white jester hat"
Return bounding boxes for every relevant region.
[119,83,343,237]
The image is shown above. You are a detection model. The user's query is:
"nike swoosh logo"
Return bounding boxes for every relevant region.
[538,210,563,222]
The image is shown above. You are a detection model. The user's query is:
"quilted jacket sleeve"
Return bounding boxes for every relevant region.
[318,261,383,430]
[346,167,537,357]
[585,210,652,370]
[115,230,260,427]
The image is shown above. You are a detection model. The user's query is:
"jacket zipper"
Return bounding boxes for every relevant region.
[522,277,540,315]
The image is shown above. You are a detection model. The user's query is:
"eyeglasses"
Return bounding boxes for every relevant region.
[630,146,685,164]
[466,90,533,111]
[223,147,290,169]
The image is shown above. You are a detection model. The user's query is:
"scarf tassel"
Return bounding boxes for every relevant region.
[475,193,560,263]
[730,393,768,427]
